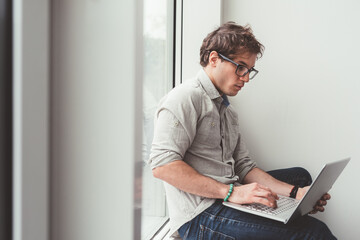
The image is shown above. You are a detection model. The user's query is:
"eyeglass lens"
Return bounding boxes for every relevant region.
[236,66,256,79]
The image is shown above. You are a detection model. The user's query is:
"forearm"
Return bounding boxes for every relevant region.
[154,162,281,207]
[243,167,294,197]
[152,160,229,199]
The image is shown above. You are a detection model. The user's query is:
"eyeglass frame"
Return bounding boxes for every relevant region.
[217,53,259,79]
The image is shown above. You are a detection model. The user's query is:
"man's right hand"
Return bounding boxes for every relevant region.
[228,183,279,208]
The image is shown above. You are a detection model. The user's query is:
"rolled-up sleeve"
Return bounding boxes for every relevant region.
[148,83,202,170]
[233,133,257,182]
[148,109,193,169]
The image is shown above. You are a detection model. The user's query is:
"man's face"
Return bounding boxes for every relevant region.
[210,51,258,96]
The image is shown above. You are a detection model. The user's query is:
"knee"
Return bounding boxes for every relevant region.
[292,167,312,187]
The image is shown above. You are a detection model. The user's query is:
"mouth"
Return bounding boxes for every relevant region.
[234,84,243,90]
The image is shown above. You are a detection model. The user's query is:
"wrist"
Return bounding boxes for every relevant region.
[295,187,306,200]
[220,184,230,199]
[289,185,299,198]
[223,184,234,202]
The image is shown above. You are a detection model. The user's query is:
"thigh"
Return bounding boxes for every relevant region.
[179,200,336,240]
[267,167,312,187]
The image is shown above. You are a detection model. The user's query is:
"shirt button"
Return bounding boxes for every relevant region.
[174,121,179,126]
[211,122,215,127]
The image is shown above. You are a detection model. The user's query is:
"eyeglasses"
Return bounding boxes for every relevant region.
[218,53,259,80]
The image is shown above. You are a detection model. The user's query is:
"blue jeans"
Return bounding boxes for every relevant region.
[178,167,336,240]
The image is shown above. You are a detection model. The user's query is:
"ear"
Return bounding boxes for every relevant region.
[208,51,220,67]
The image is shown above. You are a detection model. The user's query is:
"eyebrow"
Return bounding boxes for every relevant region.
[232,58,254,68]
[237,60,256,69]
[237,61,249,67]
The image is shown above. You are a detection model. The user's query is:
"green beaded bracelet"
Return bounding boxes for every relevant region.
[223,183,234,202]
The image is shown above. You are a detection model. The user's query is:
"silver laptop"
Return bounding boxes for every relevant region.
[223,158,350,224]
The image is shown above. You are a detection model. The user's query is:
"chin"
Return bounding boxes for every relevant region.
[227,90,240,96]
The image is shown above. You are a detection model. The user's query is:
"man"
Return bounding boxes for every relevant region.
[148,22,335,239]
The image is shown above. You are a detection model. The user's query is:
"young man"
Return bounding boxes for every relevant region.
[148,22,336,239]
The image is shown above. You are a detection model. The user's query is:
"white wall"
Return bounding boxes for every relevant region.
[51,1,142,240]
[181,0,222,81]
[223,0,360,239]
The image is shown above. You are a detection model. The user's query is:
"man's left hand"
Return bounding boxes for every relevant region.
[295,186,331,214]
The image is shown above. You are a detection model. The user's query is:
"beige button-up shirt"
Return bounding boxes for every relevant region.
[148,68,256,237]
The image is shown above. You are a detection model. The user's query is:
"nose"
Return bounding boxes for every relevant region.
[239,73,250,82]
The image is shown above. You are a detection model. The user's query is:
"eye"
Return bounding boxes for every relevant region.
[236,66,248,75]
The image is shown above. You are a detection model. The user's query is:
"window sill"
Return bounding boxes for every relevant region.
[143,216,169,240]
[149,218,171,240]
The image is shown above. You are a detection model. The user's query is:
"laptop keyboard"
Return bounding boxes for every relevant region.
[244,196,299,215]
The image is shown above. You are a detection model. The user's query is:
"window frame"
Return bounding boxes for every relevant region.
[142,0,222,238]
[141,0,183,239]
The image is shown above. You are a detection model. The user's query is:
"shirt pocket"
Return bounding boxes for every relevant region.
[194,115,221,147]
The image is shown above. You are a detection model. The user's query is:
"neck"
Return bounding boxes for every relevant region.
[203,67,223,95]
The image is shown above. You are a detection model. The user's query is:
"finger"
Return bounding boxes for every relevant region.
[258,186,279,199]
[317,200,327,206]
[256,185,279,200]
[310,204,326,214]
[321,193,331,201]
[314,205,325,212]
[309,209,318,214]
[255,189,279,201]
[254,197,277,208]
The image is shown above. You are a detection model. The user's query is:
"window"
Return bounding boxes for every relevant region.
[141,0,175,239]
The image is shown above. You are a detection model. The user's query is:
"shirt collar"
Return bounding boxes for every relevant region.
[197,68,230,106]
[222,94,230,107]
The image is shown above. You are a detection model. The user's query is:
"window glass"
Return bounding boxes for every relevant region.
[142,0,174,239]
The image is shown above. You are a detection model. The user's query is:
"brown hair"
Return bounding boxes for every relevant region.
[200,22,264,67]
